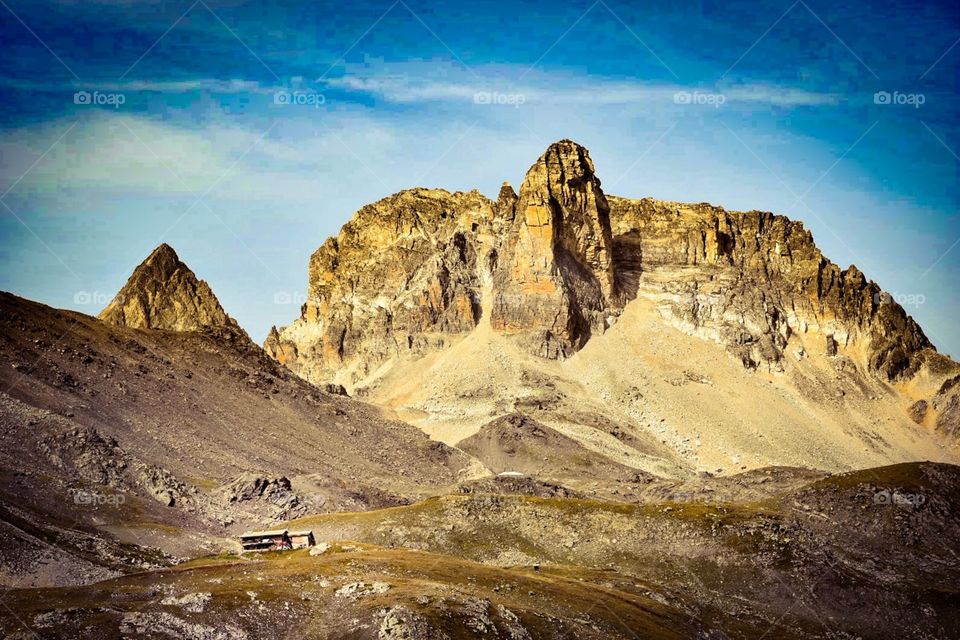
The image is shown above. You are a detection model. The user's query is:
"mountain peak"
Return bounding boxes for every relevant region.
[491,139,617,357]
[99,244,240,332]
[149,242,178,261]
[531,139,597,184]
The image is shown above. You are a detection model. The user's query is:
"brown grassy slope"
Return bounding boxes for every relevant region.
[0,291,473,585]
[0,545,731,640]
[1,462,957,639]
[284,462,960,640]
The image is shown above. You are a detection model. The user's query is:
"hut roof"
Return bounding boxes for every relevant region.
[239,529,288,539]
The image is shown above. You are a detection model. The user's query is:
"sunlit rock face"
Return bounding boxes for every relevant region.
[606,196,932,377]
[99,243,241,333]
[267,139,936,389]
[490,140,620,359]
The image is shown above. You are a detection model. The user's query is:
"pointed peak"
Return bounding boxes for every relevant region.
[148,242,179,260]
[494,181,518,220]
[544,138,587,153]
[522,139,599,195]
[139,243,184,276]
[99,246,240,333]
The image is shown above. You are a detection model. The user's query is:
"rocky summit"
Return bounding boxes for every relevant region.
[265,141,625,377]
[265,140,958,470]
[491,140,619,358]
[268,139,939,378]
[99,243,242,333]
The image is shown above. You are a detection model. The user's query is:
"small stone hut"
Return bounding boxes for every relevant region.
[239,529,293,552]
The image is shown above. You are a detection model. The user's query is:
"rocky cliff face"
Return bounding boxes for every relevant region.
[99,244,241,333]
[490,140,619,358]
[606,197,936,378]
[265,188,498,385]
[268,140,946,390]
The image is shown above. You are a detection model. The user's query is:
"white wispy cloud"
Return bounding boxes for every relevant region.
[0,66,838,108]
[0,77,276,94]
[87,79,271,94]
[324,69,840,107]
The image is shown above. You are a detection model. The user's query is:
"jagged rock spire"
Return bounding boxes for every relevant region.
[495,181,518,219]
[490,140,619,358]
[99,244,241,332]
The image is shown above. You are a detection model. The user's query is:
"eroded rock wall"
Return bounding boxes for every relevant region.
[607,197,933,377]
[268,140,942,390]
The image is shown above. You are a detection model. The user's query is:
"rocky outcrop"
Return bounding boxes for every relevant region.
[606,197,934,377]
[263,326,298,365]
[265,188,500,385]
[933,375,960,437]
[99,244,241,333]
[269,140,945,389]
[217,473,307,520]
[491,140,619,358]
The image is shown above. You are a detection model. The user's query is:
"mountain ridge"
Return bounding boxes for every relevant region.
[266,140,943,381]
[264,140,958,469]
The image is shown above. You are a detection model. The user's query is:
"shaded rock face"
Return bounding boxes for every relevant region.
[933,375,960,437]
[99,244,240,333]
[491,140,619,358]
[269,140,941,388]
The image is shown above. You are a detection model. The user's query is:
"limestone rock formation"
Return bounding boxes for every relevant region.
[263,325,298,365]
[99,244,241,333]
[491,140,619,358]
[268,141,628,385]
[265,188,501,385]
[268,139,948,395]
[932,374,960,437]
[606,197,934,378]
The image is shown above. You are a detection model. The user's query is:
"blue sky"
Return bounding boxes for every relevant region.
[0,0,958,356]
